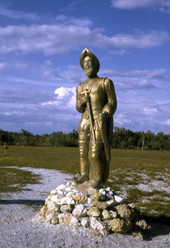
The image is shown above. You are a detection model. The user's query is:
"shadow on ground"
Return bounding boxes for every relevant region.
[142,222,170,241]
[136,215,170,241]
[0,199,45,205]
[0,199,169,241]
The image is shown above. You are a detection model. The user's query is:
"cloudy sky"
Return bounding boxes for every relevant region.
[0,0,170,134]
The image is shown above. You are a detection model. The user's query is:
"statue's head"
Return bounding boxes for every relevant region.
[80,48,100,78]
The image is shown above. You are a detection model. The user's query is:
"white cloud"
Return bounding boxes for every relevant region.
[56,15,67,21]
[42,61,84,82]
[3,74,61,87]
[110,49,130,56]
[159,6,170,13]
[54,87,76,99]
[0,24,169,55]
[115,113,132,126]
[42,87,76,110]
[56,15,92,27]
[41,100,59,107]
[42,66,170,92]
[100,68,170,91]
[164,119,170,126]
[1,74,169,134]
[109,31,169,48]
[4,111,23,116]
[14,62,29,70]
[0,6,40,20]
[69,18,92,27]
[126,68,167,79]
[67,0,85,10]
[111,0,170,10]
[0,62,6,70]
[144,107,158,116]
[69,95,76,108]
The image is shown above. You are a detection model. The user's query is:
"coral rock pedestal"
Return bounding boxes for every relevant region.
[36,182,150,236]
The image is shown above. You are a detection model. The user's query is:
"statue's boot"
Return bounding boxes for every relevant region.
[90,180,103,189]
[76,173,88,184]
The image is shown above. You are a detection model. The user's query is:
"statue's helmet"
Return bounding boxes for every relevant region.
[80,48,100,73]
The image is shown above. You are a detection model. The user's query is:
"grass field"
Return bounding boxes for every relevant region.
[0,146,170,220]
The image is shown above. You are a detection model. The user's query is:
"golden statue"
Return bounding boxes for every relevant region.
[76,48,117,189]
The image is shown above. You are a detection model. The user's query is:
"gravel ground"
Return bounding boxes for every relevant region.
[0,166,170,248]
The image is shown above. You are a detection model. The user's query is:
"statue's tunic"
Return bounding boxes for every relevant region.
[76,77,117,184]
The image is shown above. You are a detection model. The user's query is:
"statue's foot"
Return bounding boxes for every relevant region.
[73,180,92,194]
[73,180,103,194]
[90,180,103,189]
[74,174,89,184]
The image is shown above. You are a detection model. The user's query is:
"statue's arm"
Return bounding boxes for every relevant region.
[76,84,86,113]
[102,78,117,116]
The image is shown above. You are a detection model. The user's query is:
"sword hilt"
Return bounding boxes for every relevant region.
[81,89,91,96]
[80,89,95,142]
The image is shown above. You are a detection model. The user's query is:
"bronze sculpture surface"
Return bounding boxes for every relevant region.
[76,48,117,189]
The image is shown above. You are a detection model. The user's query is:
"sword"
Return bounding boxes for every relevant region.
[99,113,111,163]
[81,89,95,142]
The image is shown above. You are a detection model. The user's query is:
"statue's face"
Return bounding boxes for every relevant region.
[83,56,97,78]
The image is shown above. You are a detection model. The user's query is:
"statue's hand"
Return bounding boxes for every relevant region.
[99,112,108,121]
[99,112,108,129]
[81,93,90,104]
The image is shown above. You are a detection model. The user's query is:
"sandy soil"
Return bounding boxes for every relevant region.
[0,166,169,248]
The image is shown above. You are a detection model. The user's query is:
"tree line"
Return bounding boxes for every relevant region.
[0,128,169,150]
[112,127,170,150]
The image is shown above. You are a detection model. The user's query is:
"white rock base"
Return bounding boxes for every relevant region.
[35,182,150,236]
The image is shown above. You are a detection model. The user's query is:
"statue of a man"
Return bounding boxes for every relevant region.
[76,48,117,189]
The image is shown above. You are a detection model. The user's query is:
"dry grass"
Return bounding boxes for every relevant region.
[0,167,40,196]
[0,146,169,219]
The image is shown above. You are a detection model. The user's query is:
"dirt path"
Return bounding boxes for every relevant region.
[0,166,169,248]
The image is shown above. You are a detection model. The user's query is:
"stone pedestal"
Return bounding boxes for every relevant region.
[35,182,150,236]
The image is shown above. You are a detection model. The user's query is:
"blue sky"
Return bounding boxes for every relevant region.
[0,0,170,134]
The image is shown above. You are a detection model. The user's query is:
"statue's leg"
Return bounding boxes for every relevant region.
[78,131,89,182]
[89,131,103,188]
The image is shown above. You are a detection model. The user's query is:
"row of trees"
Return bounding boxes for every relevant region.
[112,127,170,150]
[0,129,79,147]
[0,128,169,150]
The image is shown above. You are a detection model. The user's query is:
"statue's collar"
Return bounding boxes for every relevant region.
[86,76,99,83]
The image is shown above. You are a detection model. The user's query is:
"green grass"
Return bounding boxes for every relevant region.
[0,146,170,219]
[0,146,80,173]
[110,149,170,171]
[0,167,40,196]
[1,146,169,172]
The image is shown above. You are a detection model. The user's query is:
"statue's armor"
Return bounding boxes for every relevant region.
[76,77,117,184]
